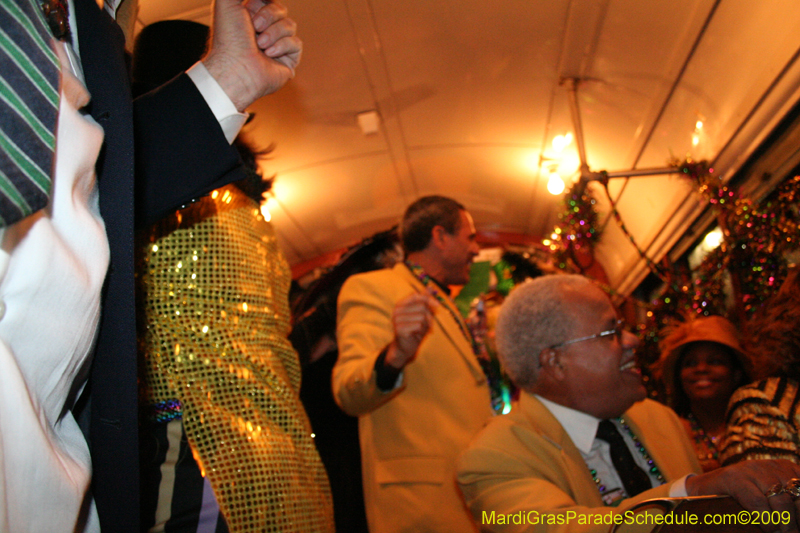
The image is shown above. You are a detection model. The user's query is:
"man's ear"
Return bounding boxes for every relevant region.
[430,225,448,250]
[539,349,565,380]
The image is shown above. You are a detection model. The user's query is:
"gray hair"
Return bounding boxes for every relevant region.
[495,274,596,391]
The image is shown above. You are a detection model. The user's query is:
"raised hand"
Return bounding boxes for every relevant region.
[203,0,302,112]
[385,292,438,370]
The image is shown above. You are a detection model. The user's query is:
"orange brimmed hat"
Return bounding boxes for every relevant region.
[656,315,750,395]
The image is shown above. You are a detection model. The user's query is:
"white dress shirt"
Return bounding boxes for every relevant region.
[0,41,107,533]
[536,395,688,505]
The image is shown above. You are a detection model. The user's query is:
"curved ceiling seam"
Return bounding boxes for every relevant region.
[600,0,722,237]
[342,0,419,201]
[523,0,580,235]
[592,0,723,279]
[711,42,800,175]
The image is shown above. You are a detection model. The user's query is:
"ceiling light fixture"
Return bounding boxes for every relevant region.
[547,170,565,195]
[552,132,573,153]
[692,118,704,147]
[357,110,381,135]
[541,133,574,196]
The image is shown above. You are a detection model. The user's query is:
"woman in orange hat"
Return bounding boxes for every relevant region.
[656,316,752,471]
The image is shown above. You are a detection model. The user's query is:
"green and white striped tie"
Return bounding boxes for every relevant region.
[0,0,60,227]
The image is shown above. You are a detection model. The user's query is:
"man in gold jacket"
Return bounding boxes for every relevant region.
[334,196,494,533]
[458,274,800,533]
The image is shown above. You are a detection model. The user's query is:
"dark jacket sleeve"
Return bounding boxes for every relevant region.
[133,72,245,227]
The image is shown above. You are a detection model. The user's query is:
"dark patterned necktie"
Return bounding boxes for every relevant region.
[595,419,653,497]
[0,0,63,227]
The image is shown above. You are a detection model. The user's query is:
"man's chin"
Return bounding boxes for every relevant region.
[631,385,647,405]
[617,383,647,414]
[636,388,647,402]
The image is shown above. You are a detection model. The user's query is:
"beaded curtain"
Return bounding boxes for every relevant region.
[139,185,334,532]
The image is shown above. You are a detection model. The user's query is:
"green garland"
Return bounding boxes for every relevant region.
[637,165,799,396]
[542,160,800,399]
[546,182,602,271]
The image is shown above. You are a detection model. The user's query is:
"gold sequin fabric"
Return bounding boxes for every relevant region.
[139,185,334,532]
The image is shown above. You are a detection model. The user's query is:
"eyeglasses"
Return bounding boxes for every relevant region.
[550,319,626,349]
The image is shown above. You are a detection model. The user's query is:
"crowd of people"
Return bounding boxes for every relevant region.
[1,1,799,533]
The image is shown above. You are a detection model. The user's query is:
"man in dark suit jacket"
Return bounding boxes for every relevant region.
[44,0,299,531]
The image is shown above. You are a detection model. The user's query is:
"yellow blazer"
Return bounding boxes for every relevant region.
[334,263,494,533]
[457,393,702,533]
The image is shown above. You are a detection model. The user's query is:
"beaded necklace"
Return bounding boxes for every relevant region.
[686,412,720,462]
[404,262,476,349]
[590,417,665,506]
[404,262,504,410]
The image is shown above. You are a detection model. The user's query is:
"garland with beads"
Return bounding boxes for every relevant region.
[546,182,602,272]
[661,160,798,317]
[543,160,800,397]
[546,172,670,281]
[634,164,798,393]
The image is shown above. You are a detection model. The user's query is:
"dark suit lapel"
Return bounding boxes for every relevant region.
[72,1,139,531]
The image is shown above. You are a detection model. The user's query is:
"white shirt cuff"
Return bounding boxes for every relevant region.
[388,371,404,392]
[668,475,692,498]
[186,62,249,144]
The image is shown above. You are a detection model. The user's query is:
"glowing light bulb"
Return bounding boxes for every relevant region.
[552,133,573,153]
[260,203,271,221]
[547,171,565,195]
[703,228,724,250]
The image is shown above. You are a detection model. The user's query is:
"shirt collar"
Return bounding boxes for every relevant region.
[102,0,123,19]
[403,261,452,296]
[429,275,451,296]
[536,395,600,455]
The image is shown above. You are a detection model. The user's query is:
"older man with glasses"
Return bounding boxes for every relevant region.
[457,274,800,533]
